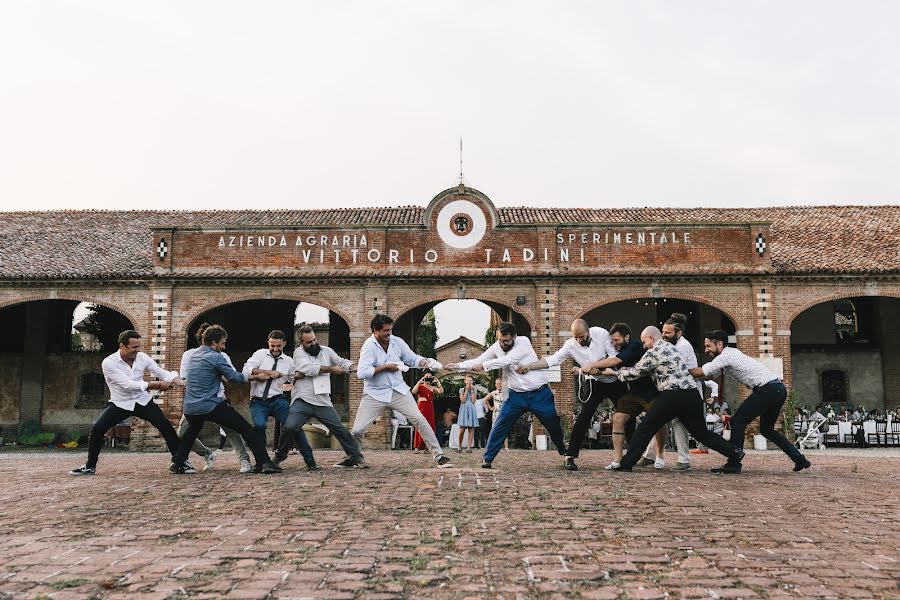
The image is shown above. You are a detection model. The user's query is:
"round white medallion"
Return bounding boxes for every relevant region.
[436,200,487,249]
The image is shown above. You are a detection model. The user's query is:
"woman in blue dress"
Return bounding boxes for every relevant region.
[457,375,479,453]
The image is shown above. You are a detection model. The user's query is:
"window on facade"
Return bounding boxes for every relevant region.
[834,299,858,343]
[77,372,108,409]
[821,369,847,404]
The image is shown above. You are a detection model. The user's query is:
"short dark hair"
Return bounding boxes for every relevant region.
[705,330,729,345]
[371,314,394,332]
[118,330,141,346]
[297,325,314,336]
[497,322,516,337]
[194,322,211,344]
[609,322,631,337]
[665,313,687,333]
[203,325,228,345]
[268,329,286,341]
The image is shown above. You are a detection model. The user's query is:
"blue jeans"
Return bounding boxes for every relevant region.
[483,385,566,462]
[250,396,314,466]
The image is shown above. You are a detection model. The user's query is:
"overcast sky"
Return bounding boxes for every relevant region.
[2,1,899,213]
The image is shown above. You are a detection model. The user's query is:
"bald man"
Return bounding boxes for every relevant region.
[517,319,626,471]
[601,326,744,472]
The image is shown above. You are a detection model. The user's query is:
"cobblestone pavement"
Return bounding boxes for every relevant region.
[1,449,898,600]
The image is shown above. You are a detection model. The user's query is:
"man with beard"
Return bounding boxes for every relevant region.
[689,330,811,474]
[448,321,567,469]
[516,318,625,471]
[280,325,368,469]
[600,326,744,472]
[582,322,663,470]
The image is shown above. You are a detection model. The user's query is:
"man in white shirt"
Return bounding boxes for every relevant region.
[689,329,811,474]
[516,318,626,471]
[281,325,367,468]
[71,330,181,475]
[448,321,567,469]
[243,330,317,470]
[179,322,253,474]
[353,314,452,468]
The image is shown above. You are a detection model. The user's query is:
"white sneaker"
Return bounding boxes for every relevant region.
[654,458,666,469]
[203,450,219,472]
[239,459,253,474]
[605,461,620,470]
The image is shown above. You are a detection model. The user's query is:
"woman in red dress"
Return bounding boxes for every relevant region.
[411,372,442,453]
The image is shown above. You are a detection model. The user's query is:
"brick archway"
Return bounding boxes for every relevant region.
[392,293,535,331]
[0,294,139,330]
[180,293,355,340]
[573,292,745,332]
[786,292,900,327]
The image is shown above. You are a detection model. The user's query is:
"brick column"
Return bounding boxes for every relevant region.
[131,285,174,451]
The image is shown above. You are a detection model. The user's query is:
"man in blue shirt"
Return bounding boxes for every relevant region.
[173,325,281,475]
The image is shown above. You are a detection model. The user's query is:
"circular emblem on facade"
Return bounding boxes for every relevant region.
[436,200,486,249]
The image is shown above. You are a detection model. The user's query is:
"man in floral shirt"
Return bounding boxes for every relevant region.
[602,326,744,472]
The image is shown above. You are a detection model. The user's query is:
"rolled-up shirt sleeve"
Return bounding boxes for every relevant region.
[483,341,531,371]
[543,342,572,369]
[357,341,376,380]
[397,338,425,368]
[146,358,177,383]
[458,345,500,371]
[242,351,262,378]
[215,354,246,383]
[705,380,719,396]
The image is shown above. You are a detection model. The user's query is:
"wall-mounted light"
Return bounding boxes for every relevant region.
[516,296,527,306]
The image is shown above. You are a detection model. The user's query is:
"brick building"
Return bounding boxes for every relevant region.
[1,185,898,446]
[435,336,487,368]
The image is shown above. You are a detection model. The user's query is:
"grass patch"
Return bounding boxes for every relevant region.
[50,578,89,590]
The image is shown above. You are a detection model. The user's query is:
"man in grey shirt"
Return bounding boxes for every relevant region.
[281,325,367,468]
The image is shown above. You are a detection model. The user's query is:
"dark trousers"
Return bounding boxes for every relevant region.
[86,401,180,468]
[281,400,362,462]
[729,380,804,464]
[621,388,741,468]
[478,414,493,447]
[484,385,566,461]
[567,379,627,458]
[175,403,270,467]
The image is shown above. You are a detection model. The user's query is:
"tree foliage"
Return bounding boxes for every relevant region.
[415,308,438,359]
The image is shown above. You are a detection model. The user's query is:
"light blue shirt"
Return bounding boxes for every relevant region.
[356,334,425,403]
[183,346,247,415]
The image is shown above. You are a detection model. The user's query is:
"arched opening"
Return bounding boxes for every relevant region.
[579,297,737,406]
[0,300,134,443]
[393,298,532,449]
[186,299,352,425]
[790,296,900,414]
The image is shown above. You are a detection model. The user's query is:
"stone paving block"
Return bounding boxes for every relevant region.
[1,450,899,598]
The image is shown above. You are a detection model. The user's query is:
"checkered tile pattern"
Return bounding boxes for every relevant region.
[755,233,766,256]
[156,239,168,260]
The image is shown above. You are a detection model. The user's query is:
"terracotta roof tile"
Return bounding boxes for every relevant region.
[0,205,897,279]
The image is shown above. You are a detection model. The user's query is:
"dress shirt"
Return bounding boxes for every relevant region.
[101,351,178,412]
[242,349,294,399]
[291,345,352,407]
[545,327,618,383]
[673,337,721,398]
[701,346,778,389]
[183,346,246,416]
[615,339,695,392]
[357,334,426,403]
[457,336,547,393]
[180,347,235,397]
